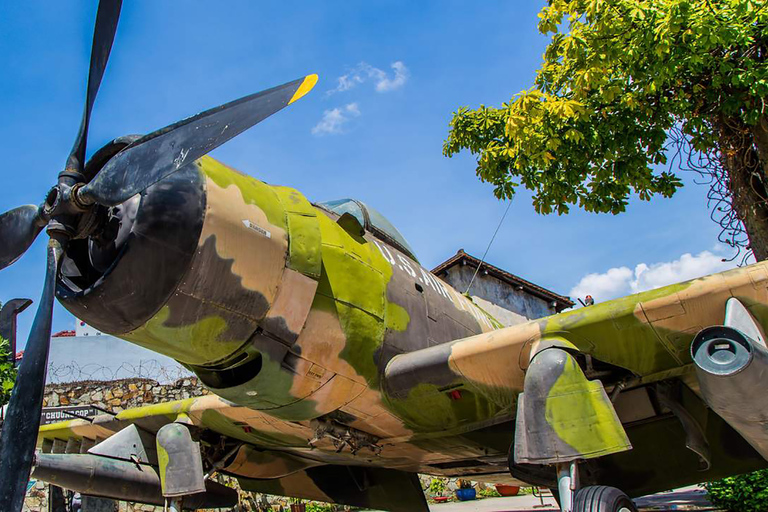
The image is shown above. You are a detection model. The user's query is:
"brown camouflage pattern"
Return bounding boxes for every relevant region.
[42,157,768,506]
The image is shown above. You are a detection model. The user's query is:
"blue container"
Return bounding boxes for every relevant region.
[456,488,476,501]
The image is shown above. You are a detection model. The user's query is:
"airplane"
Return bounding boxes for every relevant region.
[1,2,767,512]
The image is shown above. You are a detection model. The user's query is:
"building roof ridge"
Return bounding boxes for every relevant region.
[431,250,574,308]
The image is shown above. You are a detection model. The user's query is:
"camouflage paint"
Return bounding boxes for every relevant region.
[222,445,322,479]
[514,348,631,464]
[49,152,768,507]
[156,440,170,493]
[545,355,628,456]
[237,465,429,512]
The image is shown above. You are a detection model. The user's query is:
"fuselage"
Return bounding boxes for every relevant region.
[57,154,508,440]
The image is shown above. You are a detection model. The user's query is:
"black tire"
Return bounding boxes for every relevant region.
[573,486,637,512]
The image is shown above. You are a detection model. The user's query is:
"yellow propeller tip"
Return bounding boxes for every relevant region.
[289,74,319,104]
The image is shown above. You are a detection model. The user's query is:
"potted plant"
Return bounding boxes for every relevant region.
[455,479,476,501]
[494,484,521,496]
[290,498,306,512]
[428,478,450,503]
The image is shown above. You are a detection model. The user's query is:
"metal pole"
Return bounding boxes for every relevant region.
[0,299,33,365]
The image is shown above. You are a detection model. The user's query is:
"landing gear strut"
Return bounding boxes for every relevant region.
[165,498,183,512]
[555,461,578,512]
[554,460,636,512]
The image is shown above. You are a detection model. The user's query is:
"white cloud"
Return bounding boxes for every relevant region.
[311,103,361,136]
[373,61,409,92]
[569,250,738,304]
[329,61,409,95]
[570,266,634,305]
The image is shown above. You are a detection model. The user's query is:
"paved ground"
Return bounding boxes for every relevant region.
[422,486,717,512]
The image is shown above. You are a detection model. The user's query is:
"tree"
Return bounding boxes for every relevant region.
[703,469,768,512]
[0,336,16,407]
[444,0,768,261]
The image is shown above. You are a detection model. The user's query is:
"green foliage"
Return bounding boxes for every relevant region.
[305,502,337,512]
[0,336,16,407]
[444,0,767,215]
[428,478,446,495]
[703,469,768,512]
[479,487,502,498]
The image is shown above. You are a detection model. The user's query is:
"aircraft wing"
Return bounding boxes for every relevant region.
[383,261,768,494]
[386,260,768,400]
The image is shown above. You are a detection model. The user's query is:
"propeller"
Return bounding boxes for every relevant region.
[80,74,317,207]
[0,206,45,271]
[66,0,122,176]
[0,239,61,512]
[0,1,317,509]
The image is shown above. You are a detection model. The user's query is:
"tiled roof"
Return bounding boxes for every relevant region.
[52,330,76,338]
[431,249,574,311]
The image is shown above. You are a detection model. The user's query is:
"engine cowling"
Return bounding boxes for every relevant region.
[58,139,320,391]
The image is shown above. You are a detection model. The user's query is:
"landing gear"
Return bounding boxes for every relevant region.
[554,461,636,512]
[572,486,637,512]
[165,497,183,512]
[556,461,578,511]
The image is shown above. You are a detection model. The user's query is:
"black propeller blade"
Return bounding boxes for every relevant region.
[0,205,45,271]
[66,0,122,175]
[79,74,318,206]
[0,239,62,512]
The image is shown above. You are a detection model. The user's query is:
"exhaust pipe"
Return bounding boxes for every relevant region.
[692,316,768,460]
[31,452,238,509]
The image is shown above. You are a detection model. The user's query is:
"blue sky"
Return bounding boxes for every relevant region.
[0,1,738,345]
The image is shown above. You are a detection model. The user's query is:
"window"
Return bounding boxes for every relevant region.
[317,199,418,261]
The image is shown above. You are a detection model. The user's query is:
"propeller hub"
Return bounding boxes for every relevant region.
[42,186,61,218]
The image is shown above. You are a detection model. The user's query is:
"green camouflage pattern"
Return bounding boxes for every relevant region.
[45,156,768,506]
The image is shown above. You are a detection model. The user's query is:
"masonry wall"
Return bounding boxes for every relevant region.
[440,265,555,326]
[40,377,207,411]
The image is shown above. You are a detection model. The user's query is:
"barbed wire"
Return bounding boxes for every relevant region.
[46,359,193,384]
[666,124,757,266]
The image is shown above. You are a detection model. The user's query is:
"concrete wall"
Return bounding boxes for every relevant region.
[441,265,556,326]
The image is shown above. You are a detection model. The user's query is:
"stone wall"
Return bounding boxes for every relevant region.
[41,376,208,412]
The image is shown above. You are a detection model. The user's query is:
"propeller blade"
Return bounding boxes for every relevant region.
[0,238,62,512]
[66,0,122,174]
[0,205,45,271]
[80,74,318,206]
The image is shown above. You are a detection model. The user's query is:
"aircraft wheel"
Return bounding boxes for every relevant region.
[573,486,637,512]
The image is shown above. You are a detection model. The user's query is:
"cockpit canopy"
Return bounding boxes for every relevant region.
[317,198,418,262]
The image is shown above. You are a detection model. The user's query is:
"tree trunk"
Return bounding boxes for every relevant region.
[716,116,768,261]
[751,115,768,183]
